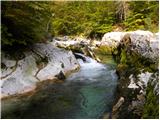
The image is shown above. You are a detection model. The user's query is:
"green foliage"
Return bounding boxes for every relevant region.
[123,1,159,32]
[120,49,127,64]
[50,1,158,38]
[51,1,116,38]
[116,63,128,74]
[2,1,158,48]
[94,45,112,55]
[1,1,54,47]
[123,13,145,31]
[142,84,159,119]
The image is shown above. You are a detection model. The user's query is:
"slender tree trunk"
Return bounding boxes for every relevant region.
[116,1,128,22]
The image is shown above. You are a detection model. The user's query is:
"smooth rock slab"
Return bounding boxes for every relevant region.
[1,43,79,98]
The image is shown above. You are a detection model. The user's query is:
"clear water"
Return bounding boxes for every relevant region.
[1,55,118,119]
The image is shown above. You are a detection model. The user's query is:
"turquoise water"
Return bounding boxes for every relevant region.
[1,55,117,119]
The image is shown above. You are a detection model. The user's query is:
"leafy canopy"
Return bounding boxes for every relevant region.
[1,1,54,47]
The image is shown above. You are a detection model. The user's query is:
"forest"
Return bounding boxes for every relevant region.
[1,1,159,119]
[1,1,159,47]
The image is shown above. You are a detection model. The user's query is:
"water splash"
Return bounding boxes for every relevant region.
[2,54,118,119]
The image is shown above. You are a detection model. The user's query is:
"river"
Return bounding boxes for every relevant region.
[1,54,118,119]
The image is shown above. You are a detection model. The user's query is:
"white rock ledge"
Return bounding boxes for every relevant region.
[1,43,80,98]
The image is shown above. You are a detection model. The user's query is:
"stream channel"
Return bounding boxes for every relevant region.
[1,54,118,119]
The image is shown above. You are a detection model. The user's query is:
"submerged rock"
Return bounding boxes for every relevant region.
[1,43,80,98]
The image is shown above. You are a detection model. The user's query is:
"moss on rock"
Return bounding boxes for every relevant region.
[120,49,127,64]
[112,37,158,119]
[94,45,112,55]
[142,83,159,119]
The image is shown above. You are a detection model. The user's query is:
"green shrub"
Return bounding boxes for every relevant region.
[142,84,159,119]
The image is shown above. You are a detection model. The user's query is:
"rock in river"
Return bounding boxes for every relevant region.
[1,43,80,98]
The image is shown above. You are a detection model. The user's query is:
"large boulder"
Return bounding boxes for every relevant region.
[1,43,80,98]
[122,30,158,61]
[101,30,158,59]
[109,30,159,118]
[101,32,127,47]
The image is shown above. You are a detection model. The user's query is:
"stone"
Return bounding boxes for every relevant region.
[102,30,158,62]
[128,74,139,89]
[55,71,66,80]
[53,37,101,62]
[138,72,152,87]
[74,53,87,62]
[101,32,127,47]
[1,43,80,98]
[112,97,124,113]
[108,30,159,118]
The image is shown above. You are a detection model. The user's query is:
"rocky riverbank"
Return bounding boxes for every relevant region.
[107,30,159,119]
[54,30,159,119]
[50,30,159,119]
[1,43,80,99]
[1,30,158,119]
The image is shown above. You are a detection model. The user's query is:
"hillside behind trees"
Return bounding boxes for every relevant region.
[1,1,159,47]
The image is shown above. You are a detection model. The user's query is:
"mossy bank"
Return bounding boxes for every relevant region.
[111,31,159,119]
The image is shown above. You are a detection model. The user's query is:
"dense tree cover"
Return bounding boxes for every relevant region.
[1,1,159,47]
[1,1,54,47]
[124,1,159,31]
[51,1,158,38]
[51,1,117,38]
